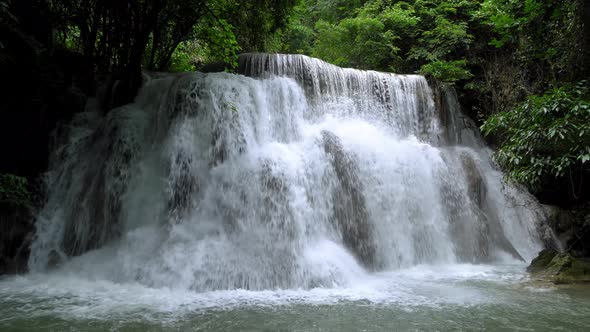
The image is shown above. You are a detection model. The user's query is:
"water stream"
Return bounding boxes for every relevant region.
[1,54,586,331]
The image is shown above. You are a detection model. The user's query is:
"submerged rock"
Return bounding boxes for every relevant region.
[528,249,590,284]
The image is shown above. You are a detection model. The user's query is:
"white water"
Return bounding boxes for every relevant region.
[27,54,546,294]
[0,263,528,319]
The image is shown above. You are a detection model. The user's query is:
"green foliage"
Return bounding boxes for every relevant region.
[0,174,30,207]
[225,0,297,52]
[476,0,521,48]
[305,0,366,23]
[312,0,420,71]
[290,0,477,76]
[419,60,473,83]
[482,81,590,190]
[476,0,582,80]
[282,22,315,54]
[476,0,555,49]
[43,0,295,73]
[408,0,475,62]
[281,4,316,54]
[281,0,584,86]
[194,16,241,71]
[311,20,351,67]
[313,16,397,69]
[168,41,200,72]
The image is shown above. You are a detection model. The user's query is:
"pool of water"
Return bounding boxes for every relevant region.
[1,263,589,331]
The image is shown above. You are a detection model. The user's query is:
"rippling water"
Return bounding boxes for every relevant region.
[2,263,589,331]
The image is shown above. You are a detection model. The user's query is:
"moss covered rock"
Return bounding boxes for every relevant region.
[528,249,559,273]
[528,249,590,284]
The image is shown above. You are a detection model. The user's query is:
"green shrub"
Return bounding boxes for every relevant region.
[481,81,590,191]
[0,174,31,207]
[419,60,473,83]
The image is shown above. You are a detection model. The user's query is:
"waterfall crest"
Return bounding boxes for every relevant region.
[29,54,545,291]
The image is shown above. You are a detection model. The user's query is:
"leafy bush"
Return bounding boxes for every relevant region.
[481,81,590,191]
[311,0,419,71]
[419,60,473,83]
[313,16,398,70]
[0,174,31,207]
[298,0,479,74]
[168,41,200,72]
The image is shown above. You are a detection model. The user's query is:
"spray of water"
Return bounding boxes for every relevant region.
[28,54,545,291]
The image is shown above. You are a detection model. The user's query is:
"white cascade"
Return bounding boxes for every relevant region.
[28,54,545,291]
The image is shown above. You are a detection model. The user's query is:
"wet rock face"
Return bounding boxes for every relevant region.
[430,79,482,147]
[528,249,590,284]
[539,205,590,257]
[454,151,524,262]
[167,153,198,224]
[60,108,143,257]
[460,153,486,208]
[321,130,376,269]
[0,207,34,274]
[541,206,575,252]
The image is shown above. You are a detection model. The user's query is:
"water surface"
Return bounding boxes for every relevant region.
[2,263,589,331]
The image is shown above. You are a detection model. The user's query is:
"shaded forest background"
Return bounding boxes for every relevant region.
[1,0,589,272]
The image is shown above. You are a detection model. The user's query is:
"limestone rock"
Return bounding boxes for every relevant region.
[528,249,590,284]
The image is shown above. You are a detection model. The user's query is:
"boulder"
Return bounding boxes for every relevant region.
[528,249,590,284]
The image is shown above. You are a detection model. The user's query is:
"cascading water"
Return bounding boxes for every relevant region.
[28,53,546,292]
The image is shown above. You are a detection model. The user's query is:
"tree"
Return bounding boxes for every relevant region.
[312,0,419,71]
[284,0,476,80]
[481,81,590,202]
[37,0,296,105]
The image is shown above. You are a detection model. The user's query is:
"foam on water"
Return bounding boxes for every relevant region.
[0,262,531,322]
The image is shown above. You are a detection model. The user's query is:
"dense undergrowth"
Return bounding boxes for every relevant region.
[482,81,590,200]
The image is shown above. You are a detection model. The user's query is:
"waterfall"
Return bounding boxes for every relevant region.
[28,54,545,291]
